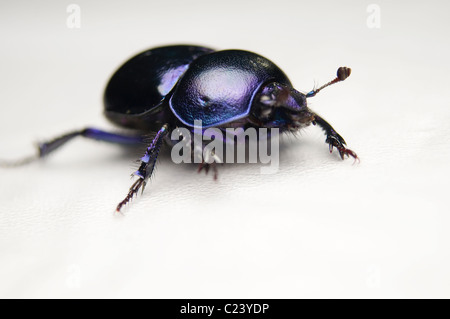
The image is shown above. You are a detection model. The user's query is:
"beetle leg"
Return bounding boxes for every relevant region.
[116,124,169,212]
[197,162,219,180]
[312,115,358,161]
[195,141,221,180]
[191,139,221,180]
[0,128,144,167]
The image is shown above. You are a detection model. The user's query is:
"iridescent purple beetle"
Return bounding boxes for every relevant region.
[1,45,357,211]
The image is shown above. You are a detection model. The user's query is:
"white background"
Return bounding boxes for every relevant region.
[0,0,449,298]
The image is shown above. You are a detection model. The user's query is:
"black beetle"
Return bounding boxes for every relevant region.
[1,45,357,212]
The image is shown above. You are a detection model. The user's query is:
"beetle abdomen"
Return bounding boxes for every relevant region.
[104,45,214,128]
[169,50,291,128]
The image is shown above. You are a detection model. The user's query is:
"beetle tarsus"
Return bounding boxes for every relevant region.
[198,162,219,180]
[339,147,359,162]
[116,178,146,212]
[326,135,358,162]
[213,164,218,180]
[0,155,39,167]
[330,140,358,161]
[313,115,358,162]
[115,124,168,212]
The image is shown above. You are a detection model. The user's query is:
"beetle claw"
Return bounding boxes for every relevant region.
[197,162,219,180]
[325,134,358,162]
[336,145,359,162]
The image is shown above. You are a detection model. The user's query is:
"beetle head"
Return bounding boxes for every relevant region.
[251,82,314,130]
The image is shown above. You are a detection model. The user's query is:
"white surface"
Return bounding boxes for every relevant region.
[0,0,449,298]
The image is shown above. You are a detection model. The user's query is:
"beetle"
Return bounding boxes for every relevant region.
[0,44,358,212]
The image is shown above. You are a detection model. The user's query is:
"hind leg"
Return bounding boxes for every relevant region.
[0,128,145,167]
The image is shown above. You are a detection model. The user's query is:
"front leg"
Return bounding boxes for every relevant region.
[312,115,358,160]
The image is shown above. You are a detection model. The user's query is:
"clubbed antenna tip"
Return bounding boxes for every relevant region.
[337,66,351,81]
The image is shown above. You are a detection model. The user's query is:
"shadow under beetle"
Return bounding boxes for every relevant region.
[1,45,358,212]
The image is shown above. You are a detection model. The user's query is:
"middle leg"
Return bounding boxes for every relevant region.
[116,124,169,212]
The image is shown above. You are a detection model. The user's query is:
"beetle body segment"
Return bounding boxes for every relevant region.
[104,45,214,130]
[169,50,291,128]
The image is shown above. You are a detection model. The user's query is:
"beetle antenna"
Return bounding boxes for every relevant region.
[306,67,351,98]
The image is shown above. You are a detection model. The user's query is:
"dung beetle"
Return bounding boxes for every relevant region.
[0,45,357,212]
